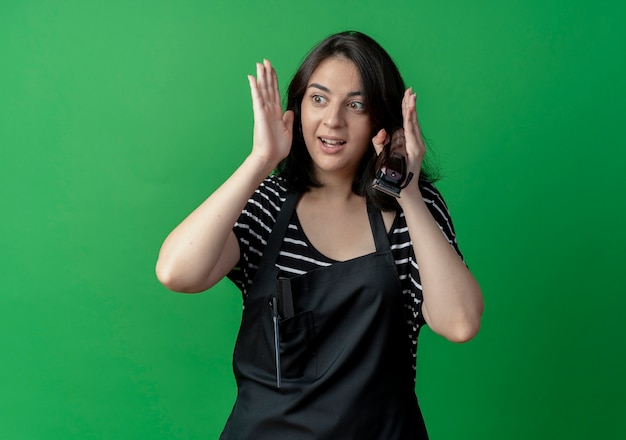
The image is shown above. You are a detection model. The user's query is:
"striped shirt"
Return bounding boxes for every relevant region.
[228,175,463,376]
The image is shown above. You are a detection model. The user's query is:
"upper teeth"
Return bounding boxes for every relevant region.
[322,138,344,145]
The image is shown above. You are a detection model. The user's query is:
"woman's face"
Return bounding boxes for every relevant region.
[300,56,372,182]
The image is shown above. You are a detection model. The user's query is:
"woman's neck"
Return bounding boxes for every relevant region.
[308,173,359,202]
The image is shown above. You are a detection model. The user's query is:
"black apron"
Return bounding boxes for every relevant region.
[221,193,428,439]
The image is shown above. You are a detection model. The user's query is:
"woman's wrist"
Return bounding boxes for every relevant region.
[244,152,281,178]
[397,184,425,212]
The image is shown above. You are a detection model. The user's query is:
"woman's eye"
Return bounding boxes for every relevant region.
[349,101,366,111]
[312,95,327,105]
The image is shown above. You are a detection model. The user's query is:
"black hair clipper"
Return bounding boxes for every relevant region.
[372,128,414,198]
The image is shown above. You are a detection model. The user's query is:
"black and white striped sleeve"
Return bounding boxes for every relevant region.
[420,182,464,261]
[227,177,287,299]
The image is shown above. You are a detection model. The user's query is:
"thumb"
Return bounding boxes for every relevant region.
[371,128,388,155]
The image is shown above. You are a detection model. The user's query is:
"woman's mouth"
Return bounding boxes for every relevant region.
[319,137,346,149]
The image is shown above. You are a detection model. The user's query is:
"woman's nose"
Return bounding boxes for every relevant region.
[323,103,345,128]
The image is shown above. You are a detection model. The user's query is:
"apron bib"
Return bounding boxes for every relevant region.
[221,193,428,439]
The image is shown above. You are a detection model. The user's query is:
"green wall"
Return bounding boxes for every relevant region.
[1,0,625,438]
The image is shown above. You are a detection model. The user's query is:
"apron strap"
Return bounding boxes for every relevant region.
[262,191,299,265]
[367,203,392,253]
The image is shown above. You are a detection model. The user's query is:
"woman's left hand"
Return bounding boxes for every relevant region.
[371,87,425,199]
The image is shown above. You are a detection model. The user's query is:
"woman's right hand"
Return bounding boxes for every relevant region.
[247,59,294,166]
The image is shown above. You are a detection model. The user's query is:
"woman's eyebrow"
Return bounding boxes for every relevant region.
[308,83,362,97]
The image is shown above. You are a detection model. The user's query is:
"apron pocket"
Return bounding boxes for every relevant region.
[279,310,317,381]
[240,298,318,384]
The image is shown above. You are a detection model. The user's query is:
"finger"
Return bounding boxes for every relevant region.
[403,88,422,140]
[402,88,417,124]
[248,74,262,109]
[264,59,279,106]
[256,61,270,103]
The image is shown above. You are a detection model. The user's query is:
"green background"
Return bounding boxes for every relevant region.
[1,0,625,438]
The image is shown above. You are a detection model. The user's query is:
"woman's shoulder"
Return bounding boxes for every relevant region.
[417,179,462,256]
[251,175,288,206]
[418,179,451,213]
[418,178,442,197]
[258,175,289,196]
[242,175,290,222]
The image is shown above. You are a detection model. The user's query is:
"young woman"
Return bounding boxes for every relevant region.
[156,31,483,439]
